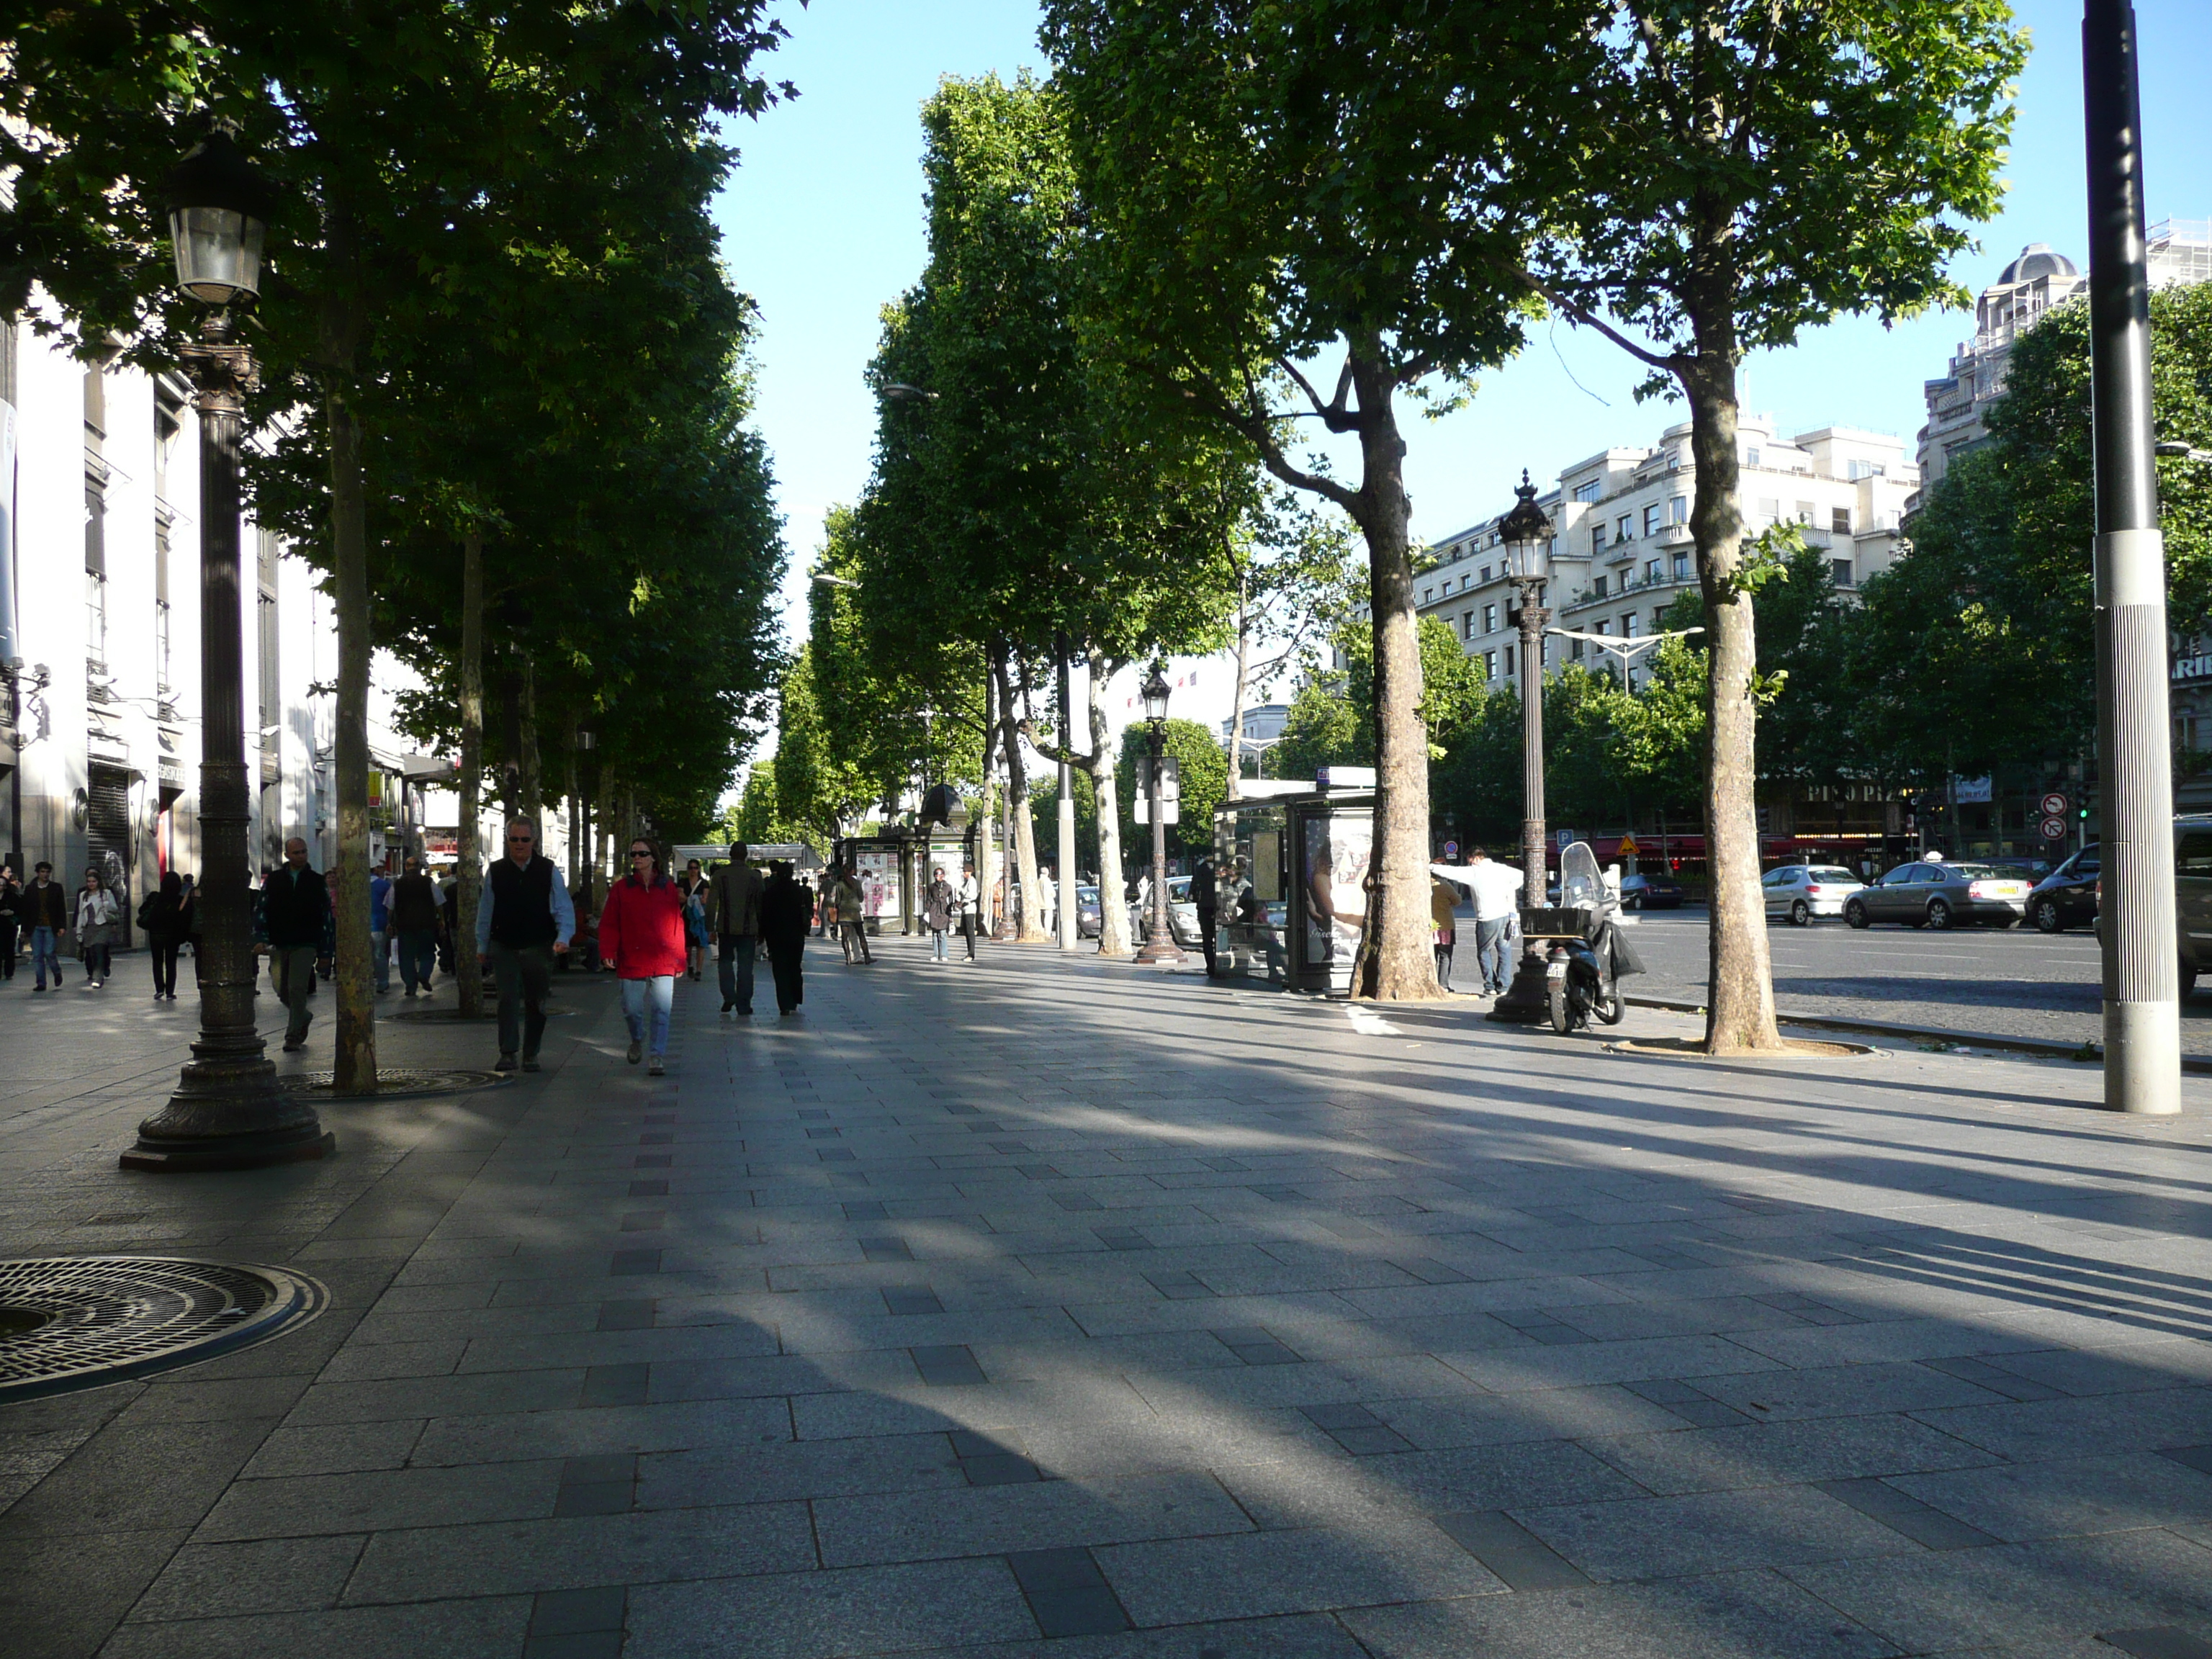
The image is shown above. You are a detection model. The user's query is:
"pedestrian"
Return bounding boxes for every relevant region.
[1192,851,1220,976]
[598,836,684,1075]
[815,866,837,939]
[956,862,981,961]
[680,861,709,981]
[369,858,394,994]
[1036,863,1058,938]
[390,854,441,997]
[138,871,192,1002]
[262,837,330,1050]
[74,867,120,989]
[475,816,575,1074]
[1431,871,1460,992]
[760,859,809,1014]
[0,864,19,981]
[22,862,66,991]
[1461,847,1524,997]
[835,864,872,963]
[437,868,459,976]
[710,841,764,1015]
[923,865,956,962]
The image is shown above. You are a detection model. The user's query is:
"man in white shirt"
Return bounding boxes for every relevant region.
[1036,865,1058,937]
[1460,848,1525,996]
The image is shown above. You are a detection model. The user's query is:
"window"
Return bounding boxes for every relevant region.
[1745,447,1762,468]
[1478,565,1490,583]
[1673,553,1691,580]
[155,511,173,695]
[1794,500,1815,524]
[1758,497,1781,525]
[1616,514,1633,544]
[1643,503,1662,536]
[1462,610,1474,639]
[1570,636,1583,660]
[1483,603,1496,633]
[1669,495,1689,523]
[1593,575,1608,598]
[1622,613,1639,638]
[1483,649,1496,680]
[84,366,108,667]
[1831,558,1852,587]
[1830,507,1851,534]
[1591,523,1606,552]
[1505,644,1516,677]
[1422,588,1432,605]
[1596,619,1611,636]
[1573,479,1601,503]
[1645,560,1660,584]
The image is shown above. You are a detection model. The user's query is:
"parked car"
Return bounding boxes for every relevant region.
[1076,884,1102,939]
[1128,875,1204,947]
[1619,871,1684,911]
[1761,863,1864,925]
[2089,818,2212,996]
[2027,845,2100,933]
[1843,860,2031,930]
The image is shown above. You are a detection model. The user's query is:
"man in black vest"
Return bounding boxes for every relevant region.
[475,817,575,1071]
[263,837,331,1051]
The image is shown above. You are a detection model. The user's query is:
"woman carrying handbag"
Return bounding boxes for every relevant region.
[76,867,120,990]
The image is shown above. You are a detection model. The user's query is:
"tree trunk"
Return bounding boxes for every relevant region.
[325,374,377,1092]
[1089,648,1135,957]
[1684,352,1780,1052]
[1346,340,1442,1002]
[1226,578,1250,803]
[993,644,1046,941]
[518,661,541,827]
[457,530,486,1020]
[978,656,999,943]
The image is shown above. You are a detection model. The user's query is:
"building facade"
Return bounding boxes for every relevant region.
[1414,415,1917,696]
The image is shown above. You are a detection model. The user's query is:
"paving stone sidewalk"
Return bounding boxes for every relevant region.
[6,939,2212,1658]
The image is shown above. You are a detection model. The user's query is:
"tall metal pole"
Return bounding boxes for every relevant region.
[1056,632,1078,951]
[1490,583,1552,1022]
[1135,716,1179,963]
[2085,0,2180,1114]
[125,310,332,1169]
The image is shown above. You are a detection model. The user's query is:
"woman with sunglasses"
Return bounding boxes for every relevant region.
[597,838,686,1075]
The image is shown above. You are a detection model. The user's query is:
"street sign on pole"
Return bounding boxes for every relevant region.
[2041,791,2072,818]
[1133,757,1180,825]
[1556,828,1576,850]
[1442,840,1458,858]
[1618,835,1640,858]
[2041,814,2070,841]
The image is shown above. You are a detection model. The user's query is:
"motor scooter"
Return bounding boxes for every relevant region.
[1527,842,1643,1034]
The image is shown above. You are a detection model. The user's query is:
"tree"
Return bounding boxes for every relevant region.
[1115,717,1231,872]
[1043,4,1544,999]
[1221,493,1359,796]
[1488,0,2023,1052]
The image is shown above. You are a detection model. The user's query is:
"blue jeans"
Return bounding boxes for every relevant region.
[621,974,674,1058]
[397,930,437,992]
[1475,917,1510,992]
[717,933,757,1011]
[930,927,949,961]
[31,926,61,988]
[370,929,390,993]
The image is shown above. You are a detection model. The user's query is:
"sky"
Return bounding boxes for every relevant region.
[714,0,2212,762]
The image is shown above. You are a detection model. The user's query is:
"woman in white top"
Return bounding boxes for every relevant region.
[75,867,121,989]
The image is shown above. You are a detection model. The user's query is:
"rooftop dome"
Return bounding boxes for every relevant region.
[1995,243,2080,286]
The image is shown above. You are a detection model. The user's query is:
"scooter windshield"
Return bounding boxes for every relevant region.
[1559,842,1607,912]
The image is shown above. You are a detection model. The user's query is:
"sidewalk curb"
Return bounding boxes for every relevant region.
[1624,995,2212,1074]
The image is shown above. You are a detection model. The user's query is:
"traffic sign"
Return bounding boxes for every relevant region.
[1557,828,1577,850]
[1443,840,1458,858]
[2040,814,2069,840]
[2041,791,2071,818]
[1618,835,1640,858]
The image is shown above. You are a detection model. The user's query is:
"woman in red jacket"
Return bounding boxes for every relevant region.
[597,837,686,1075]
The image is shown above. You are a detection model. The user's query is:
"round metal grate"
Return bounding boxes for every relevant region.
[0,1256,328,1401]
[282,1068,512,1100]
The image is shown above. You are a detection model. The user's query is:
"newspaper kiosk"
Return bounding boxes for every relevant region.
[1213,775,1377,994]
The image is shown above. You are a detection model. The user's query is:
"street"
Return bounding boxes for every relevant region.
[8,942,2212,1657]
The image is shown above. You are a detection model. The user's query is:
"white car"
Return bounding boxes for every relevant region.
[1761,863,1865,926]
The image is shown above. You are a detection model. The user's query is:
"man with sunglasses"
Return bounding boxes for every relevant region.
[475,816,575,1072]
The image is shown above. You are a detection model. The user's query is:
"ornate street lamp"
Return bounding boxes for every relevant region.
[1134,662,1181,963]
[1488,472,1559,1024]
[123,134,333,1171]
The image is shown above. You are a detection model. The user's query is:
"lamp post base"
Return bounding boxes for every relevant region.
[121,1037,335,1173]
[121,1125,336,1174]
[1133,935,1184,964]
[1486,947,1553,1024]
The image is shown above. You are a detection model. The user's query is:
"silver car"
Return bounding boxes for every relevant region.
[1843,860,2031,930]
[1761,863,1864,926]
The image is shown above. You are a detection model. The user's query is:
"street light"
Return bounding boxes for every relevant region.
[881,382,939,403]
[1134,661,1181,963]
[2084,0,2180,1114]
[1489,471,1557,1025]
[124,134,333,1171]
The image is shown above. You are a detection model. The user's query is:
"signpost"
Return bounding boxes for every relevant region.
[2041,791,2072,819]
[2041,815,2070,842]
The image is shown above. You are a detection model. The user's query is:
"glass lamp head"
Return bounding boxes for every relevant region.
[1498,469,1555,585]
[162,132,276,305]
[1140,664,1171,724]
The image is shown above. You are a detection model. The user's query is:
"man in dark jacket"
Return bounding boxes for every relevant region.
[475,817,575,1071]
[0,865,19,981]
[390,853,441,997]
[262,838,331,1051]
[710,841,765,1015]
[759,860,809,1015]
[22,861,67,990]
[1191,853,1220,977]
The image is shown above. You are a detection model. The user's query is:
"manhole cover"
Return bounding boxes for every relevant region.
[282,1069,512,1100]
[0,1257,328,1401]
[387,1006,580,1023]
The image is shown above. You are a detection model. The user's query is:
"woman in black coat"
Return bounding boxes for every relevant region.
[758,861,810,1016]
[138,870,193,1002]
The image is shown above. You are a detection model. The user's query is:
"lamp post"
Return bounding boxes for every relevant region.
[1134,662,1181,963]
[124,134,333,1170]
[2085,0,2180,1115]
[1056,632,1078,952]
[1488,472,1558,1025]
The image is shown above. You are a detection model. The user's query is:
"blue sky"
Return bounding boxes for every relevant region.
[716,0,2212,739]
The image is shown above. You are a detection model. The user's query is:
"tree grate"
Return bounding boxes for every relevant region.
[0,1256,328,1401]
[281,1069,512,1100]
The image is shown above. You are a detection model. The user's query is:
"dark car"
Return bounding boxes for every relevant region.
[2028,845,2100,933]
[1619,871,1684,911]
[1843,859,2031,930]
